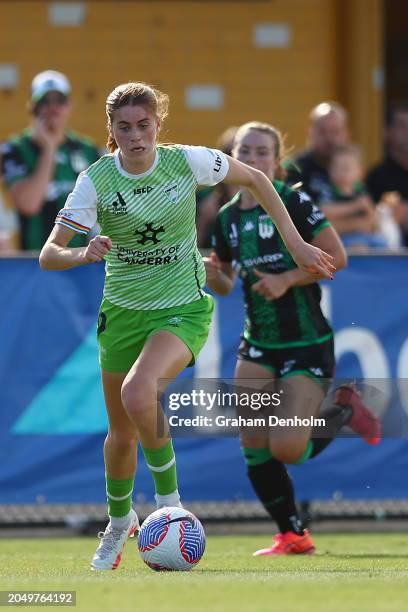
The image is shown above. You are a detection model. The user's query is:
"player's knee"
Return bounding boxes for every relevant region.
[121,378,156,418]
[269,439,308,464]
[106,429,138,450]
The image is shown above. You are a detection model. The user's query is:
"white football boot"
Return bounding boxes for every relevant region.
[91,508,139,570]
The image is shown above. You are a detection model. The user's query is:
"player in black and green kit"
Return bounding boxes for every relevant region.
[206,122,381,556]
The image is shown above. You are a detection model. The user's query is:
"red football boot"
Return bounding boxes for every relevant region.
[253,530,316,556]
[335,385,381,445]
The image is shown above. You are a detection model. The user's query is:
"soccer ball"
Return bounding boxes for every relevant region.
[137,506,206,571]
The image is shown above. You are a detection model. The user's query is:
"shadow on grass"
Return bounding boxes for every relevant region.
[326,554,408,560]
[194,562,408,575]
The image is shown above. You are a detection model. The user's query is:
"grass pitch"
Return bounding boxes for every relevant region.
[0,534,407,611]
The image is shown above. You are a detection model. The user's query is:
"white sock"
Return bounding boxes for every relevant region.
[110,510,133,530]
[155,490,182,509]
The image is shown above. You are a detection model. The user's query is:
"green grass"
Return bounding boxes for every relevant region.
[1,534,408,611]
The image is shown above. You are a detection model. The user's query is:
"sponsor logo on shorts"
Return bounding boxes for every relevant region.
[97,311,107,336]
[167,316,183,326]
[309,367,324,377]
[248,346,264,359]
[280,359,296,375]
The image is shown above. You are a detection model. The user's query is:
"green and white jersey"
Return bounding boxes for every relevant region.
[55,145,229,310]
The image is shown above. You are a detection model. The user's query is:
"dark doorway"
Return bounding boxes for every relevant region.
[385,0,408,107]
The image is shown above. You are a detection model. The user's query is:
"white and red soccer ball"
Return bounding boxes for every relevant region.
[137,506,206,571]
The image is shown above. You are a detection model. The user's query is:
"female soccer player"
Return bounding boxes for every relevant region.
[39,83,334,570]
[206,122,380,556]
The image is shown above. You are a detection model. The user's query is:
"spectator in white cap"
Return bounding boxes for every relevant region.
[1,70,100,250]
[31,69,71,102]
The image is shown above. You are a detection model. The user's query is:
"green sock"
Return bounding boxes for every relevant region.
[106,475,134,518]
[142,440,178,495]
[293,440,314,465]
[242,446,273,466]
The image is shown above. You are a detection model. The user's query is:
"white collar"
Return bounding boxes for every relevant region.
[113,148,159,179]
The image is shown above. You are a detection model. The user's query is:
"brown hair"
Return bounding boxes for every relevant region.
[232,121,288,181]
[216,126,239,156]
[105,82,169,153]
[329,143,363,166]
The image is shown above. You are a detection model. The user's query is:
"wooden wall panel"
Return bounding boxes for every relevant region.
[0,0,382,163]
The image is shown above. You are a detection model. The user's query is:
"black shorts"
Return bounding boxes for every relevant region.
[237,336,335,383]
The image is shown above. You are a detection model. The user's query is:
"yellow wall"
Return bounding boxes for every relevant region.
[334,0,384,165]
[0,0,383,163]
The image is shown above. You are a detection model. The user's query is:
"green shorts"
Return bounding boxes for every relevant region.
[97,294,214,373]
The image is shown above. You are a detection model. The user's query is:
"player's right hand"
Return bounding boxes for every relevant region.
[84,235,112,263]
[203,252,221,280]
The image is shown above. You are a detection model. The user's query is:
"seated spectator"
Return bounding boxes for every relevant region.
[1,70,100,250]
[0,198,19,252]
[286,101,350,202]
[366,102,408,246]
[0,149,19,252]
[196,126,239,248]
[323,145,391,248]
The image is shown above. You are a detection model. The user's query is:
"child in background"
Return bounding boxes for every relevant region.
[326,145,393,248]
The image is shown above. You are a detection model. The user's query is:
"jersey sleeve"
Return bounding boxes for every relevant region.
[211,213,232,262]
[181,145,229,186]
[1,142,30,187]
[285,189,331,243]
[55,172,97,234]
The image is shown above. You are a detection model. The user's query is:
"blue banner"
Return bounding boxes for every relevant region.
[0,256,408,503]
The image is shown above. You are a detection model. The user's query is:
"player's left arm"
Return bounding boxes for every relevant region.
[224,156,335,278]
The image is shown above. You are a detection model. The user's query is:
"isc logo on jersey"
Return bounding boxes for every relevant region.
[258,215,274,239]
[134,186,154,195]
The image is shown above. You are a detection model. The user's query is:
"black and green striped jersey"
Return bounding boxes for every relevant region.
[212,181,333,348]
